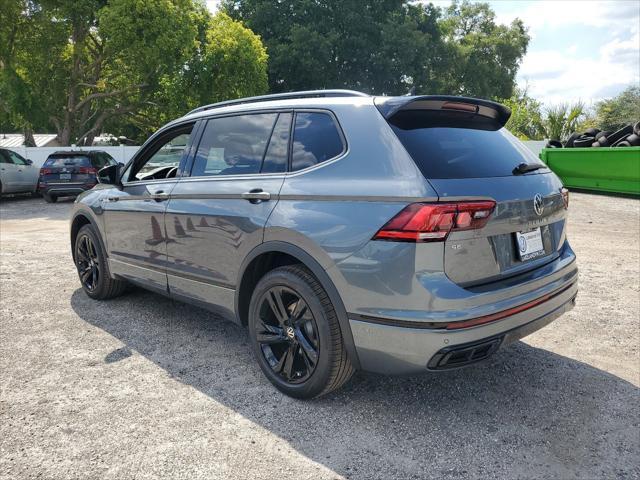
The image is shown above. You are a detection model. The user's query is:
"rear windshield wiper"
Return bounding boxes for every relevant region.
[513,162,547,175]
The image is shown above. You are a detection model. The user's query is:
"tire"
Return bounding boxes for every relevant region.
[573,136,595,148]
[43,193,57,203]
[607,125,633,145]
[634,121,640,136]
[583,127,600,137]
[625,133,640,146]
[616,140,631,147]
[248,265,354,399]
[74,224,127,300]
[545,140,563,148]
[564,132,581,148]
[595,131,610,141]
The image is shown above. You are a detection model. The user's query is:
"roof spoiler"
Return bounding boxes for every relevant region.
[374,95,511,127]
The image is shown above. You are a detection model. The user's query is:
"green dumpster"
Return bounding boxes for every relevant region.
[539,147,640,196]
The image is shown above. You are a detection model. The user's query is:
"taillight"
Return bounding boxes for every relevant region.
[78,166,97,175]
[39,168,52,176]
[561,187,569,209]
[373,201,496,242]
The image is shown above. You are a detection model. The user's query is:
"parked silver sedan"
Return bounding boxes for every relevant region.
[0,148,38,195]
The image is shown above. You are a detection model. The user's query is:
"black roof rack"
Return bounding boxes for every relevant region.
[185,89,369,116]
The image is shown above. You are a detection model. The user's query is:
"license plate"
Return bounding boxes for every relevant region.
[59,173,71,180]
[515,227,545,261]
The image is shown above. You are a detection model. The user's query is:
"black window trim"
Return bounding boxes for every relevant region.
[185,108,292,179]
[182,107,347,179]
[288,108,348,175]
[121,121,197,185]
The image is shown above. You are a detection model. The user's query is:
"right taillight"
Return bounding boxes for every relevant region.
[561,187,569,209]
[373,201,496,243]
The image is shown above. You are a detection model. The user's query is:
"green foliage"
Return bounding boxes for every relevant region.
[222,0,529,97]
[0,0,268,144]
[594,86,640,132]
[537,103,585,141]
[503,88,543,140]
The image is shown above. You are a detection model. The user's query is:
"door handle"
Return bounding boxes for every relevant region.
[107,196,119,202]
[152,191,169,202]
[241,189,271,202]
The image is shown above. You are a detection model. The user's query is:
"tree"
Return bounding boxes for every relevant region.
[594,86,640,132]
[537,103,585,141]
[503,87,543,140]
[437,1,529,99]
[0,1,268,145]
[222,0,529,98]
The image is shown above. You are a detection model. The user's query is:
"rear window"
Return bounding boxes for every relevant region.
[390,110,541,179]
[44,155,91,167]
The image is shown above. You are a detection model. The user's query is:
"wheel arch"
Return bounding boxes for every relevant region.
[70,211,108,263]
[236,241,361,370]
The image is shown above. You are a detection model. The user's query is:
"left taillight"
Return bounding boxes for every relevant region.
[39,168,52,176]
[373,201,496,242]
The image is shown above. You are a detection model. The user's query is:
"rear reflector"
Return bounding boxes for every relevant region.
[446,282,575,330]
[373,201,496,242]
[78,167,97,175]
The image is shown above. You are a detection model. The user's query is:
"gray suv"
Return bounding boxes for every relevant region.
[70,90,578,398]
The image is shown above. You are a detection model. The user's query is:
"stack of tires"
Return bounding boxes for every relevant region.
[545,121,640,148]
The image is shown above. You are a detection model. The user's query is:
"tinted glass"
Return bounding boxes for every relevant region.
[0,151,10,164]
[92,152,116,169]
[390,111,542,179]
[44,155,91,167]
[192,113,277,177]
[291,112,344,171]
[136,131,191,179]
[262,113,291,173]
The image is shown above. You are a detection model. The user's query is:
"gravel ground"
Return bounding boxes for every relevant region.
[0,192,638,480]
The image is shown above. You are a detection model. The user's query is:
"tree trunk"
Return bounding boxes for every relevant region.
[23,127,36,147]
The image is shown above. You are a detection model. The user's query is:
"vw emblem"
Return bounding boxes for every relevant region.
[533,194,544,216]
[286,327,295,339]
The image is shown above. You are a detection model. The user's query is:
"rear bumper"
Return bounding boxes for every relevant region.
[40,183,94,196]
[349,279,577,375]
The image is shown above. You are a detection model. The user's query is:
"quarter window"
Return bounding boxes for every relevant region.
[192,113,278,177]
[291,112,344,172]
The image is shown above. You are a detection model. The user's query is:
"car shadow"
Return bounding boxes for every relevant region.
[70,288,639,479]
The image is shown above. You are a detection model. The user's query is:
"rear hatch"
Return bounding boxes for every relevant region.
[377,96,568,287]
[40,154,96,184]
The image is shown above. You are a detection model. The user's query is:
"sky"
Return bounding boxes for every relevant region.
[207,0,640,107]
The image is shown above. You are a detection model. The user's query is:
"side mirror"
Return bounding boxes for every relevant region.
[97,164,121,185]
[118,162,124,167]
[25,159,33,166]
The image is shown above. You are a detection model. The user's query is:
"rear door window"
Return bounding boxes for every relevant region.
[44,156,91,168]
[192,113,278,177]
[389,110,541,179]
[291,112,344,171]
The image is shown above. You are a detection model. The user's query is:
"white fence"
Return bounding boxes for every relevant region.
[12,146,140,168]
[11,141,546,169]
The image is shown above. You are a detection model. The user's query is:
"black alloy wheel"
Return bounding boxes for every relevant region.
[248,265,354,399]
[76,233,100,292]
[74,224,127,299]
[254,286,320,384]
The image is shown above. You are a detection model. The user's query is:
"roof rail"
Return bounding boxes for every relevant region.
[185,89,369,116]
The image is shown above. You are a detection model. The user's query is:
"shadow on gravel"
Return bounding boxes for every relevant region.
[70,288,639,479]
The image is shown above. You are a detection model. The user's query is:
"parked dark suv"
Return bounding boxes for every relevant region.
[39,150,118,202]
[70,90,578,399]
